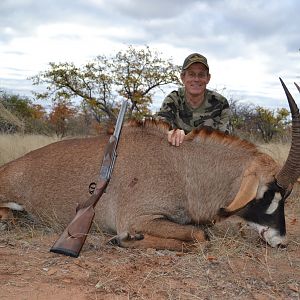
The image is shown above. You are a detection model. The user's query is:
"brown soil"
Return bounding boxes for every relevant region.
[1,187,300,300]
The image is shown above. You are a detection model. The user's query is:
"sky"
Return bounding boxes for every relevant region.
[0,0,299,112]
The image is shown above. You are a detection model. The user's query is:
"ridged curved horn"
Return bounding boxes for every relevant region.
[275,78,300,189]
[295,82,300,93]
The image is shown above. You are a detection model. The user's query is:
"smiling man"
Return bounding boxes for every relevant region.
[157,53,231,146]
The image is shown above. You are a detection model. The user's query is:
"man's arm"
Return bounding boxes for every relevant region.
[218,99,231,134]
[156,92,186,146]
[156,92,178,129]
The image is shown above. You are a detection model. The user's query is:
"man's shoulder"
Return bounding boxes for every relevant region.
[164,87,184,103]
[206,89,228,104]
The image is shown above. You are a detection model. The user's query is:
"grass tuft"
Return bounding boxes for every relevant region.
[0,134,59,166]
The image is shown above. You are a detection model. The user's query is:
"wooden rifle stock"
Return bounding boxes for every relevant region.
[50,101,128,257]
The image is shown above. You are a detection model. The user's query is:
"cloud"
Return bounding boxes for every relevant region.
[0,0,299,110]
[106,0,199,20]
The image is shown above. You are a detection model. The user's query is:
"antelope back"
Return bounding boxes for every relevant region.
[0,121,278,228]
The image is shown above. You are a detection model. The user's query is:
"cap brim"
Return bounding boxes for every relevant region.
[183,61,209,70]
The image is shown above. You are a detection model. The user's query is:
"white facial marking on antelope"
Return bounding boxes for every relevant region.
[247,222,287,247]
[266,192,281,215]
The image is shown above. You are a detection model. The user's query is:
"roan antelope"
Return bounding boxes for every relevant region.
[0,79,299,251]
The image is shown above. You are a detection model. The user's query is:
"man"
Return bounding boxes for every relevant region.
[157,53,230,146]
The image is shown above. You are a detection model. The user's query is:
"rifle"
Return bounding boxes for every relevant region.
[50,100,128,257]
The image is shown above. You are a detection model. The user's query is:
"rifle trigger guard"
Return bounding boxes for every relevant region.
[89,182,96,194]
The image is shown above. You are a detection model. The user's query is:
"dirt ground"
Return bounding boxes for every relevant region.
[1,186,300,300]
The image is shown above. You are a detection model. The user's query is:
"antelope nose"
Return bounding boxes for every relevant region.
[259,227,287,248]
[277,242,288,249]
[275,237,288,248]
[265,233,288,248]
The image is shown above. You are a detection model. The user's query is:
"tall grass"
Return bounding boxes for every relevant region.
[257,142,291,166]
[0,134,59,166]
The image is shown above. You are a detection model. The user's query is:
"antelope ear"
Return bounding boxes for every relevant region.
[222,173,260,214]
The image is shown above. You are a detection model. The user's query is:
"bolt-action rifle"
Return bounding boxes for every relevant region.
[50,100,128,257]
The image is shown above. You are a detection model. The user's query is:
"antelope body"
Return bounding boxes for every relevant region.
[0,80,299,251]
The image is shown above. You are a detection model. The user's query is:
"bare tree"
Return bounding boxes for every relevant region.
[112,45,180,118]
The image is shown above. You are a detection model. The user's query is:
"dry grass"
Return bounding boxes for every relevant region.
[257,142,291,166]
[0,134,59,166]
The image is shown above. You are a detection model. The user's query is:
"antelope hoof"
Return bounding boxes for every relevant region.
[107,232,144,245]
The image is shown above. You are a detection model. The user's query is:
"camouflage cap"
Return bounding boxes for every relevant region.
[182,53,209,71]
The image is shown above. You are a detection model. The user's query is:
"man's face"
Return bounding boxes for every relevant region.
[181,63,210,96]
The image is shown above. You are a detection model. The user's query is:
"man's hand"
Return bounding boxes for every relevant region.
[168,129,185,146]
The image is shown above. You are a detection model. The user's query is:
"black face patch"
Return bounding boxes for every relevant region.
[237,181,287,235]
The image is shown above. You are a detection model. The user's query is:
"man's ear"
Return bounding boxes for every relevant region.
[180,72,185,83]
[207,73,211,84]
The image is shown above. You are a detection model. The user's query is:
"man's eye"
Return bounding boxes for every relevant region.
[187,72,206,78]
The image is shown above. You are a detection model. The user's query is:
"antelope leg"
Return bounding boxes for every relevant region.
[115,218,207,250]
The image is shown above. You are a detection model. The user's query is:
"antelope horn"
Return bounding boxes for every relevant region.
[295,82,300,93]
[275,78,300,189]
